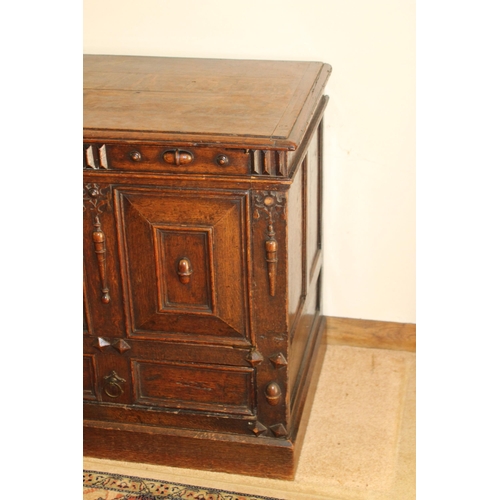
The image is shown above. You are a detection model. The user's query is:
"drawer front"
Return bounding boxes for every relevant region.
[83,143,250,176]
[132,360,254,415]
[83,336,259,430]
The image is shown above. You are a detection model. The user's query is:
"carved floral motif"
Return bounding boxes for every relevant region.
[83,183,112,214]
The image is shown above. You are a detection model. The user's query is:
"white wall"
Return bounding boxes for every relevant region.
[84,0,416,323]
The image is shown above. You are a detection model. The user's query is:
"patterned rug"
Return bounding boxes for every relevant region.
[83,471,284,500]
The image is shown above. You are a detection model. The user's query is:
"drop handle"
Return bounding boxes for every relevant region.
[177,257,193,284]
[103,371,126,398]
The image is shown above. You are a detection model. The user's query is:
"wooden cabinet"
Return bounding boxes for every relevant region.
[83,55,331,479]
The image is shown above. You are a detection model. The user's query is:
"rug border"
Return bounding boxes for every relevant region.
[83,469,285,500]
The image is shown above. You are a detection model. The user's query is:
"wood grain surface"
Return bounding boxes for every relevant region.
[84,55,331,148]
[326,316,416,352]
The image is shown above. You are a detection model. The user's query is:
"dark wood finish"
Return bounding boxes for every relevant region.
[83,55,331,479]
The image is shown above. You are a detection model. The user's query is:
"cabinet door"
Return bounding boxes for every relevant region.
[116,187,251,345]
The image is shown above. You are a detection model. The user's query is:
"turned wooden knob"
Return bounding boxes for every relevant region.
[129,150,142,161]
[265,382,282,406]
[216,154,229,166]
[177,258,193,284]
[163,149,194,166]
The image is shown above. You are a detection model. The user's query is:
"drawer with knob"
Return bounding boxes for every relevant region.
[83,143,250,176]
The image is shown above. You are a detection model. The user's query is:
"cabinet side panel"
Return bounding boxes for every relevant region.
[306,128,321,288]
[287,279,319,394]
[287,165,304,331]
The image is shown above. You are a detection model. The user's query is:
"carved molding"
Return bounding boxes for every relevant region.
[253,191,286,297]
[83,183,112,214]
[84,144,109,170]
[250,150,287,176]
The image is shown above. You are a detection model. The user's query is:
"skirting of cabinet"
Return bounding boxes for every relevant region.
[84,316,326,480]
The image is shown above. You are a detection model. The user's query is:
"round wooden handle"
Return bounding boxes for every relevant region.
[163,149,194,166]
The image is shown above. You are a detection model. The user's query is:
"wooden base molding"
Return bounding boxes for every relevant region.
[325,316,416,352]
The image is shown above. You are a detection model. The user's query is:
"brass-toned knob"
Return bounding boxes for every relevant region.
[129,150,142,161]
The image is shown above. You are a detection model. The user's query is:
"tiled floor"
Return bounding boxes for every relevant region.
[84,343,416,500]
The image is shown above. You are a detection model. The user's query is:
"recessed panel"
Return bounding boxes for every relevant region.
[154,227,214,312]
[117,188,249,343]
[133,360,254,415]
[306,128,320,284]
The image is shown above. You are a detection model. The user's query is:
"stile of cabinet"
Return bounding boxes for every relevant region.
[83,55,331,479]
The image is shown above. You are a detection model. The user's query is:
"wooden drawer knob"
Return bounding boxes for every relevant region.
[265,382,282,405]
[129,150,142,161]
[163,149,194,166]
[216,154,229,166]
[177,257,193,284]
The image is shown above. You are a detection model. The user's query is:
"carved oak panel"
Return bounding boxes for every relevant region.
[132,360,255,415]
[116,187,250,344]
[153,227,214,312]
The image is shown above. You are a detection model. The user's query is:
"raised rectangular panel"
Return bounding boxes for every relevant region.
[132,360,255,415]
[306,128,321,285]
[116,188,250,344]
[287,166,304,332]
[153,227,214,312]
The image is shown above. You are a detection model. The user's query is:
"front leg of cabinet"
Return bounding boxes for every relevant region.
[92,215,110,304]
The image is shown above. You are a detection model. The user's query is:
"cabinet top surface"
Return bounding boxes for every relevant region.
[84,55,331,148]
